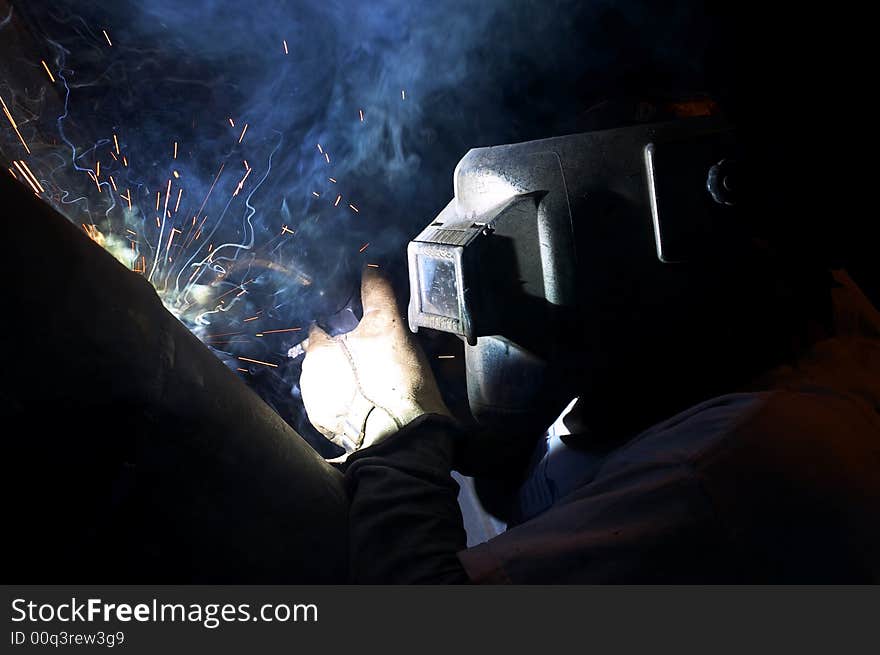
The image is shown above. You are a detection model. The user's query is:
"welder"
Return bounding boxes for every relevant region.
[300,263,880,583]
[296,108,880,583]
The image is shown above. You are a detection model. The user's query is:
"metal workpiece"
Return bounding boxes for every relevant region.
[0,173,349,583]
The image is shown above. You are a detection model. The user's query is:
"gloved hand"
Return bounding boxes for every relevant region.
[299,268,452,461]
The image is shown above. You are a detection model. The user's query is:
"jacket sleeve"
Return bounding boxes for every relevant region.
[343,414,470,583]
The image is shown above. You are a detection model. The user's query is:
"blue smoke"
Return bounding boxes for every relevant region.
[1,0,727,452]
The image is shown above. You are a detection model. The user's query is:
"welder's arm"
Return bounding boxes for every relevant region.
[343,414,469,583]
[299,269,469,582]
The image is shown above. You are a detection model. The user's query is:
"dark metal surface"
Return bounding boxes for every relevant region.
[0,173,349,582]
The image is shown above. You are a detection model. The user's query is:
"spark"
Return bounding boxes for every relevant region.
[95,161,100,178]
[109,175,118,192]
[324,152,330,163]
[155,191,161,212]
[109,151,118,161]
[243,160,250,170]
[8,167,17,179]
[213,286,243,302]
[328,177,337,183]
[102,29,113,46]
[41,60,56,83]
[316,143,323,154]
[164,178,172,217]
[113,133,120,154]
[18,160,44,193]
[238,123,248,143]
[281,225,295,235]
[233,167,252,196]
[237,368,249,373]
[238,356,278,368]
[173,141,178,159]
[243,315,261,323]
[260,327,302,335]
[122,155,128,167]
[123,189,132,211]
[359,242,370,252]
[283,39,289,54]
[334,194,341,206]
[349,203,359,213]
[173,170,180,179]
[205,330,245,339]
[437,355,456,359]
[174,187,183,212]
[359,108,364,122]
[367,263,380,268]
[86,170,101,192]
[13,161,40,194]
[0,93,31,154]
[402,89,406,100]
[166,227,181,254]
[191,215,208,243]
[312,191,320,198]
[192,162,225,229]
[228,117,235,127]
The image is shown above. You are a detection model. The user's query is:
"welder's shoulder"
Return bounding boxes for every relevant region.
[694,386,880,497]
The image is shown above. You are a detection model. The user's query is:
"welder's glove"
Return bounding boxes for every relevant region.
[299,268,452,462]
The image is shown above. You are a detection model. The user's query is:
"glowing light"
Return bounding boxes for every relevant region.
[238,356,278,368]
[233,167,252,196]
[41,60,56,83]
[260,327,302,334]
[13,160,41,194]
[0,93,31,154]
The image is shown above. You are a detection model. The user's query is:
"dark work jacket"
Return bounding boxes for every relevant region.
[344,273,880,583]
